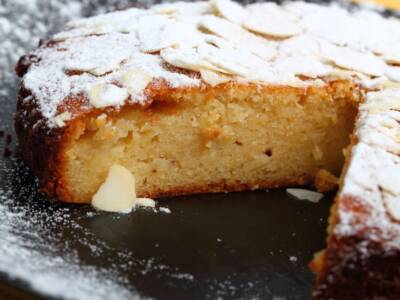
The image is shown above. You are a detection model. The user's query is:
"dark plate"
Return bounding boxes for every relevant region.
[0,1,336,299]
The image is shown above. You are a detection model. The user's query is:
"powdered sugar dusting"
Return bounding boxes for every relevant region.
[0,155,191,299]
[0,158,139,299]
[18,0,400,127]
[337,88,400,250]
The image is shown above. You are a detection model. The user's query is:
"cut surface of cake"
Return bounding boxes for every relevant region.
[14,0,400,298]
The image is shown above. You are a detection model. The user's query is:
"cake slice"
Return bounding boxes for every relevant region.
[311,89,400,299]
[14,0,400,298]
[16,79,358,203]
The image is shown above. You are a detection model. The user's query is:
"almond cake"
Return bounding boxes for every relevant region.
[14,0,400,298]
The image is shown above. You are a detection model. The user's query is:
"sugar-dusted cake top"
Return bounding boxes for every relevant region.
[17,0,400,127]
[338,88,400,250]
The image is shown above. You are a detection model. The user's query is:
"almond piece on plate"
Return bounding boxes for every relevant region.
[135,197,156,208]
[92,164,136,213]
[384,195,400,222]
[286,188,324,203]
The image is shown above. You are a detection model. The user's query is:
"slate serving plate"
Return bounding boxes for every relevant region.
[0,1,338,299]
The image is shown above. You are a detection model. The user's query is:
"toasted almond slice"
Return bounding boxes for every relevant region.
[135,198,156,208]
[89,83,128,108]
[385,66,400,82]
[384,195,400,222]
[199,15,248,42]
[211,0,248,24]
[160,47,204,72]
[321,43,386,77]
[198,43,271,77]
[92,164,136,213]
[364,89,400,113]
[200,68,231,86]
[383,52,400,65]
[286,188,324,203]
[151,1,211,15]
[377,166,400,195]
[138,15,204,53]
[272,55,332,79]
[199,15,277,61]
[160,46,230,74]
[53,111,72,127]
[120,67,152,97]
[243,3,301,37]
[243,14,301,38]
[198,44,250,76]
[159,207,171,214]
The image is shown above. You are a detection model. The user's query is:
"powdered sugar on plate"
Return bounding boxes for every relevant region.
[0,158,140,299]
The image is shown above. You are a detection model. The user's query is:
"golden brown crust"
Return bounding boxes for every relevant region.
[15,86,65,198]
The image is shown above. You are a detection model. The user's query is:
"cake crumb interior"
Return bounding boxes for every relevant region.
[64,81,359,203]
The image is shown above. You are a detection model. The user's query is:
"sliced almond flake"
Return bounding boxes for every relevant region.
[92,164,137,213]
[135,198,156,208]
[88,83,128,108]
[159,207,171,214]
[64,65,114,77]
[243,13,301,38]
[197,43,252,76]
[61,33,138,76]
[359,127,400,155]
[249,2,300,22]
[385,66,400,83]
[199,43,273,77]
[151,2,212,16]
[377,166,400,195]
[211,0,248,24]
[160,46,230,74]
[53,111,72,127]
[272,55,332,79]
[138,15,205,53]
[286,188,324,203]
[160,47,204,72]
[205,33,277,62]
[119,67,152,98]
[243,2,301,37]
[363,89,400,113]
[384,195,400,222]
[360,112,400,140]
[382,52,400,65]
[200,68,231,86]
[199,15,249,41]
[321,43,386,77]
[199,15,277,61]
[278,35,322,58]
